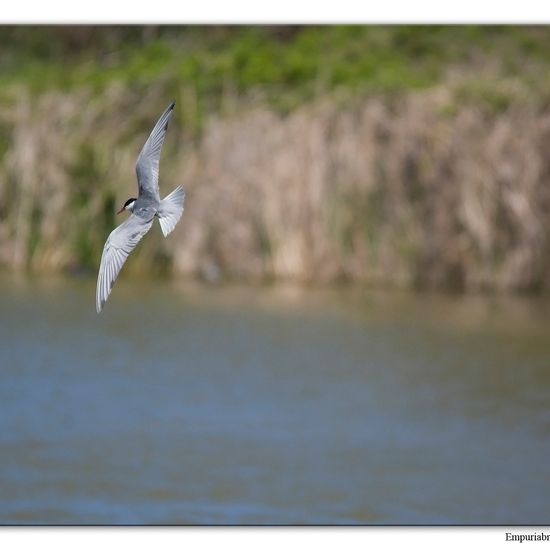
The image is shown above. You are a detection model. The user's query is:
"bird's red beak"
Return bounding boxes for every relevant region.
[116,206,125,215]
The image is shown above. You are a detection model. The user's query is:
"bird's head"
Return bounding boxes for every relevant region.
[116,198,137,215]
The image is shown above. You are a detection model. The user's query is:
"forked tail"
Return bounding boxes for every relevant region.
[158,185,185,237]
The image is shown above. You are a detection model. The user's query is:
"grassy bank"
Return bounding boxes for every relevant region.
[2,26,550,290]
[4,26,550,126]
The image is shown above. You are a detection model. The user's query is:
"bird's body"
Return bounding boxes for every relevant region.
[96,101,185,313]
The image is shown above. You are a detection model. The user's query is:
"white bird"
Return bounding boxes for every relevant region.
[96,101,185,313]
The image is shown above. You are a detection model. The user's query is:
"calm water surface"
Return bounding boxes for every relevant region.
[0,276,549,524]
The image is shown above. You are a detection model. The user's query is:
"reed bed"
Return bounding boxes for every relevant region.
[2,79,550,291]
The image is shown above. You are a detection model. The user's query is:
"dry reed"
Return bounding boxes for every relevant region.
[2,82,550,291]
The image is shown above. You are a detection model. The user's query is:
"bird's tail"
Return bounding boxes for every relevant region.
[158,185,185,237]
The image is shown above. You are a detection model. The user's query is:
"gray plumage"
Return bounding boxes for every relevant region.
[96,101,185,313]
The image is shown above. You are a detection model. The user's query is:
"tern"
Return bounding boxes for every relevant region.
[96,100,185,313]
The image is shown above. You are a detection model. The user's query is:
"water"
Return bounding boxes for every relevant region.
[1,275,549,524]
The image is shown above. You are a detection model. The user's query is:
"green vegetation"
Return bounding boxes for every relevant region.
[3,26,550,113]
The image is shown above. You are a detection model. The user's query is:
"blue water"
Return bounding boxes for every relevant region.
[1,276,549,524]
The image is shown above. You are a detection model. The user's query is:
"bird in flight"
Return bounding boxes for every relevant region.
[96,101,185,313]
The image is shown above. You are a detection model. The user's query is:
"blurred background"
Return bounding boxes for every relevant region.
[1,26,550,524]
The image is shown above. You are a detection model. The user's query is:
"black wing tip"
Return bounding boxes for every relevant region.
[168,100,176,110]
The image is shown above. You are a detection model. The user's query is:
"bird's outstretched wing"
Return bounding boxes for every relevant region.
[96,212,154,313]
[135,100,175,200]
